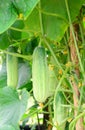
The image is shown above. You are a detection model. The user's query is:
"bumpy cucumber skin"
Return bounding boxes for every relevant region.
[32,46,48,103]
[53,91,67,130]
[7,47,18,88]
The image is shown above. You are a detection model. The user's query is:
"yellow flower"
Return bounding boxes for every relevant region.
[63,50,68,55]
[18,13,23,19]
[70,76,74,81]
[68,118,72,122]
[58,69,63,75]
[39,103,44,108]
[83,17,85,22]
[66,62,71,67]
[49,64,54,70]
[78,82,82,88]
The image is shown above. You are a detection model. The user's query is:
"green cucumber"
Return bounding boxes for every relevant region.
[6,46,18,88]
[53,91,68,130]
[32,46,49,103]
[48,65,57,97]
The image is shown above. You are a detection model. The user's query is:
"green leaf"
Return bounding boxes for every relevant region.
[0,32,10,49]
[18,61,31,88]
[8,20,24,41]
[12,0,39,18]
[0,125,15,130]
[0,87,29,127]
[24,0,84,41]
[0,0,17,34]
[0,0,39,34]
[24,7,40,34]
[21,37,38,55]
[41,0,84,41]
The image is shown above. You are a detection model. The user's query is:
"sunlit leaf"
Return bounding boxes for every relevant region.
[12,0,39,18]
[0,87,29,127]
[0,0,17,34]
[0,125,16,130]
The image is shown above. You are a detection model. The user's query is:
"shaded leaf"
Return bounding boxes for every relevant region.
[8,20,25,41]
[18,61,31,88]
[0,32,10,49]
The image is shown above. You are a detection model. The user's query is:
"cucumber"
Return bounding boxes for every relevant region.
[32,46,49,103]
[48,64,57,97]
[53,91,68,130]
[6,46,18,88]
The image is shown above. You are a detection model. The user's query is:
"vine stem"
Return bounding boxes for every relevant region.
[65,0,84,79]
[65,1,84,130]
[37,112,41,130]
[69,112,85,130]
[38,0,64,72]
[0,49,32,60]
[43,37,63,71]
[38,1,44,35]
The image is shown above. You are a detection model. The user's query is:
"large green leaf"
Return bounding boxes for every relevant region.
[0,0,17,34]
[24,0,84,41]
[0,87,29,127]
[0,125,15,130]
[12,0,39,18]
[41,0,84,41]
[0,0,39,34]
[24,7,40,34]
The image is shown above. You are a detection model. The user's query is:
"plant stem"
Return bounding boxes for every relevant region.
[37,112,41,130]
[65,0,84,79]
[0,49,32,60]
[69,24,84,130]
[38,1,44,35]
[65,1,84,129]
[69,112,85,130]
[43,37,63,71]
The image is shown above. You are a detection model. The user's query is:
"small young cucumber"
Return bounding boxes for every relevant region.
[48,64,57,97]
[6,46,18,88]
[32,46,49,103]
[53,91,68,130]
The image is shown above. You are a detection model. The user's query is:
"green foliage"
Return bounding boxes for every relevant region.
[8,20,25,41]
[0,1,85,130]
[12,0,39,18]
[0,125,16,130]
[0,0,39,33]
[0,32,10,49]
[0,87,29,129]
[18,60,32,88]
[0,0,17,34]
